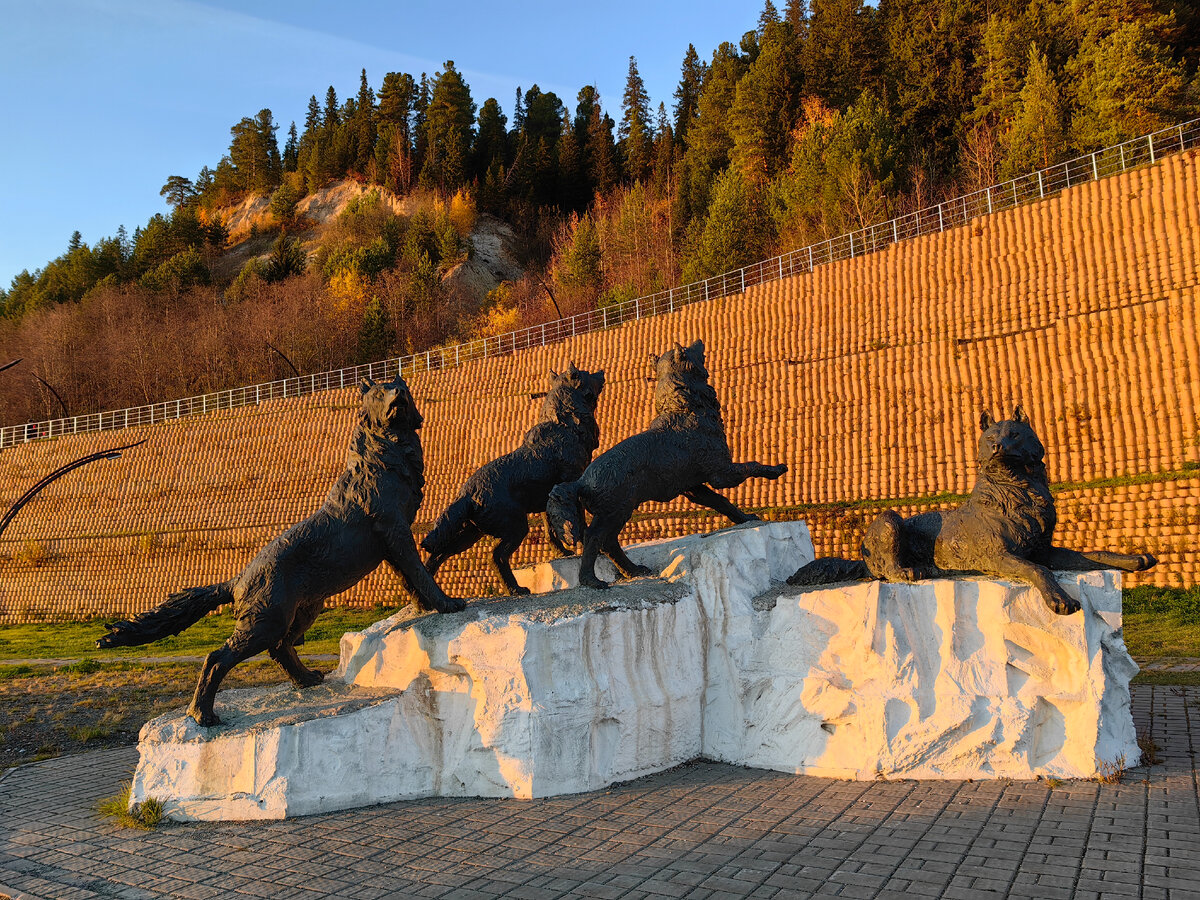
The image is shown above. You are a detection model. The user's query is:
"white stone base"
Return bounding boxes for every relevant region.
[130,521,1140,821]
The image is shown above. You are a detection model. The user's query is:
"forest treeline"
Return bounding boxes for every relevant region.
[1,0,1196,426]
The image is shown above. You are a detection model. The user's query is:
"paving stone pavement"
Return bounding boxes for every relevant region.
[2,685,1199,900]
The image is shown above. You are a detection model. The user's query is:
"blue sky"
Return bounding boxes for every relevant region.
[0,0,764,289]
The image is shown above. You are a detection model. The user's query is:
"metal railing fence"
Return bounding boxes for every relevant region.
[3,118,1198,450]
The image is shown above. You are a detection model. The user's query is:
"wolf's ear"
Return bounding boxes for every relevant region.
[1013,405,1027,423]
[359,377,374,396]
[549,368,559,379]
[979,410,996,431]
[595,370,606,389]
[686,339,705,365]
[568,361,579,375]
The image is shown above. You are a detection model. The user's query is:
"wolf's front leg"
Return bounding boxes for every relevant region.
[683,484,758,524]
[385,527,467,613]
[706,461,787,490]
[986,553,1081,615]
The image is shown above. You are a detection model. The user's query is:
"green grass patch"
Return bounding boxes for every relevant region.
[98,782,164,829]
[1131,672,1200,686]
[0,604,403,662]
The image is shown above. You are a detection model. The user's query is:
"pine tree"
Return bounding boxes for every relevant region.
[619,56,653,183]
[283,122,299,173]
[881,0,977,180]
[354,68,377,175]
[474,97,509,181]
[759,0,782,32]
[1002,45,1065,176]
[785,0,809,37]
[420,61,476,192]
[1066,21,1190,149]
[673,45,707,143]
[557,108,587,211]
[586,103,620,195]
[803,0,878,109]
[160,175,196,209]
[729,18,803,185]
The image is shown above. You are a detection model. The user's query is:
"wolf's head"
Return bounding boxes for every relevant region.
[359,375,423,435]
[653,340,718,418]
[976,406,1047,485]
[544,363,605,423]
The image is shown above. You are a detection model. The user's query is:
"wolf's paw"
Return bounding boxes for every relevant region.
[765,464,788,479]
[293,668,325,688]
[580,573,611,590]
[189,707,221,728]
[623,564,654,578]
[511,585,532,597]
[1135,554,1157,571]
[901,566,932,581]
[1044,588,1082,616]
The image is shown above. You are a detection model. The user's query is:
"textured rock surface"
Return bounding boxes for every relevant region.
[131,521,1139,821]
[726,571,1139,779]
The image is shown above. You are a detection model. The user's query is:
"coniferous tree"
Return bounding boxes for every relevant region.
[803,0,878,109]
[420,61,476,192]
[1066,20,1191,149]
[881,0,979,180]
[673,44,707,143]
[474,97,509,181]
[759,0,782,32]
[785,0,810,37]
[729,18,803,185]
[557,109,587,212]
[1002,44,1066,176]
[283,122,299,173]
[160,175,196,209]
[377,72,416,191]
[619,56,654,183]
[354,69,378,175]
[586,101,620,195]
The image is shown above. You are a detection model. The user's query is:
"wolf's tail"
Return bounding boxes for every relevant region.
[421,495,476,555]
[786,557,871,586]
[546,481,586,548]
[96,582,233,648]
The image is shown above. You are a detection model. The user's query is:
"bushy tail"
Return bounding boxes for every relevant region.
[421,495,475,555]
[786,557,870,586]
[96,582,233,648]
[546,481,586,548]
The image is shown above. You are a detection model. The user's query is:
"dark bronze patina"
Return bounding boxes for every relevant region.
[423,364,606,595]
[788,407,1156,614]
[97,375,463,726]
[547,340,787,589]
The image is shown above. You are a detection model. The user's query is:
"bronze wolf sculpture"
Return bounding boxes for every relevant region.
[788,407,1156,614]
[422,364,606,595]
[547,340,787,589]
[97,375,464,726]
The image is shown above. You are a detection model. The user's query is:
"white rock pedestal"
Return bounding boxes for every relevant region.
[130,521,1141,821]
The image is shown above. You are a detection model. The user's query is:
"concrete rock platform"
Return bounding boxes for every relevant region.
[2,683,1199,900]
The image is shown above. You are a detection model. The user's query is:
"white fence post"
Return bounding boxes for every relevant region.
[1149,133,1156,164]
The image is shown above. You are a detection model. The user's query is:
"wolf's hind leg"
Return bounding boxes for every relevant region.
[270,643,325,687]
[707,461,788,489]
[684,484,758,524]
[862,510,931,582]
[189,626,275,727]
[603,532,653,579]
[1037,546,1157,573]
[491,519,531,596]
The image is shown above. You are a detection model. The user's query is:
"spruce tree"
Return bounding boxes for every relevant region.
[354,68,378,175]
[283,122,299,173]
[474,97,509,181]
[673,45,707,143]
[619,56,653,183]
[730,18,803,185]
[420,61,476,192]
[1002,45,1065,176]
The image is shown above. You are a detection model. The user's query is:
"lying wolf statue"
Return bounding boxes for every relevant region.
[97,375,464,726]
[548,340,787,589]
[788,407,1156,614]
[423,364,606,595]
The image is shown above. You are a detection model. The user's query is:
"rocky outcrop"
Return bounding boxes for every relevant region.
[130,521,1139,821]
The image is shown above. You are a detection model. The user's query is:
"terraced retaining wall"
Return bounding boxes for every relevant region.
[1,150,1197,623]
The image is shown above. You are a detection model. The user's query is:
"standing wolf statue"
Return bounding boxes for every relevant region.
[97,375,463,726]
[789,407,1156,614]
[423,364,606,595]
[548,340,788,589]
